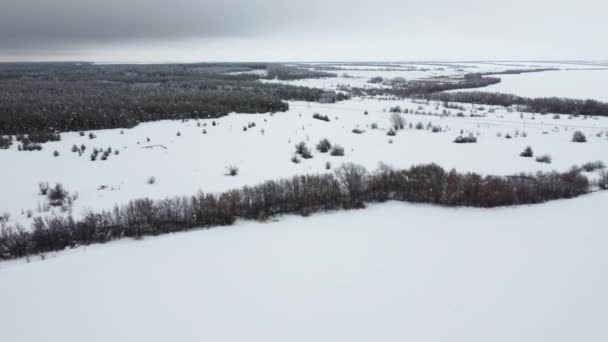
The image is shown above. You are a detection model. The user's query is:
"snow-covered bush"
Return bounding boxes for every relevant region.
[47,183,68,207]
[312,113,330,122]
[520,146,533,157]
[598,170,608,190]
[453,134,477,143]
[581,161,606,172]
[390,112,405,130]
[536,154,552,164]
[38,182,49,195]
[226,165,239,176]
[330,145,345,156]
[572,131,587,143]
[295,142,313,159]
[316,138,332,153]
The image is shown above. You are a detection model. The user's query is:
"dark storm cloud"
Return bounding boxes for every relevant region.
[0,0,329,48]
[0,0,606,61]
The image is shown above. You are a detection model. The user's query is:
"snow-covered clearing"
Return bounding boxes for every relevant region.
[2,97,607,228]
[2,192,608,341]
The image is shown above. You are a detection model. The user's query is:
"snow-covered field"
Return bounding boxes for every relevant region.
[2,61,608,341]
[2,97,607,228]
[263,61,608,92]
[2,193,608,342]
[451,69,608,102]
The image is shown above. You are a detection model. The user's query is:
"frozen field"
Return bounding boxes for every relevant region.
[452,69,608,102]
[2,193,608,341]
[2,97,607,228]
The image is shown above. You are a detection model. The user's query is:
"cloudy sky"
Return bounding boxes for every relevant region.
[0,0,605,62]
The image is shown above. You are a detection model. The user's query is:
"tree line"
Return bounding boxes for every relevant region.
[0,163,595,261]
[418,91,608,117]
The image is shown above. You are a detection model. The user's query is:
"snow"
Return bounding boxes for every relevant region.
[449,69,608,102]
[2,97,607,228]
[2,192,608,342]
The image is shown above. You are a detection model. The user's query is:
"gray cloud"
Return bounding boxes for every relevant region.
[0,0,606,61]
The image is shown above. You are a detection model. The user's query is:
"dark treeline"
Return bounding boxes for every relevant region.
[481,68,559,76]
[418,91,608,117]
[0,63,343,137]
[0,163,594,261]
[353,73,501,97]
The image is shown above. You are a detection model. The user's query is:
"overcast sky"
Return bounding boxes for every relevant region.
[0,0,606,62]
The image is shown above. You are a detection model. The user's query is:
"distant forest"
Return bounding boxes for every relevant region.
[419,91,608,117]
[0,63,343,139]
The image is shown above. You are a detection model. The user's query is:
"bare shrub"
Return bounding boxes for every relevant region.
[536,154,552,164]
[390,112,405,130]
[572,131,587,143]
[226,165,239,176]
[330,145,345,156]
[316,138,332,153]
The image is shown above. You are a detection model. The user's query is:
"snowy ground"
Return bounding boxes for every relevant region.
[2,192,608,342]
[262,61,608,92]
[450,69,608,102]
[2,96,607,228]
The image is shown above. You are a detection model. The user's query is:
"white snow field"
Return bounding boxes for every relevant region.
[2,97,608,228]
[452,69,608,102]
[2,192,608,342]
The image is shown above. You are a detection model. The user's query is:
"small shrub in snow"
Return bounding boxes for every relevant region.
[352,128,364,134]
[390,112,405,130]
[316,138,332,153]
[291,155,301,164]
[598,170,608,190]
[431,126,442,133]
[38,182,50,195]
[53,150,60,157]
[536,154,552,164]
[147,176,157,185]
[581,161,606,172]
[226,165,239,176]
[312,113,330,122]
[89,132,96,139]
[520,146,534,158]
[330,145,345,156]
[553,114,560,119]
[295,142,313,159]
[370,122,378,130]
[71,144,79,153]
[505,133,512,139]
[386,129,396,136]
[389,106,402,113]
[572,131,587,143]
[415,122,424,130]
[325,161,332,170]
[176,131,181,136]
[79,131,85,137]
[47,183,68,207]
[453,134,477,144]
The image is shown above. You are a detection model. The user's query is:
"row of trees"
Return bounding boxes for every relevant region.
[0,163,594,261]
[420,91,608,117]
